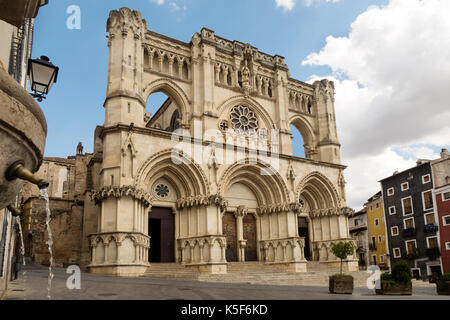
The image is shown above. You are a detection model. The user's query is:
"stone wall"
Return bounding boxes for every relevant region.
[19,152,93,268]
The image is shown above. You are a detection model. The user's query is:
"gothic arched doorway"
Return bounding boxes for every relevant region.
[148,206,175,263]
[298,217,311,261]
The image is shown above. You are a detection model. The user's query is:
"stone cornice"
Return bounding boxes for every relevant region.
[257,202,303,215]
[90,185,152,207]
[309,207,355,218]
[176,194,228,212]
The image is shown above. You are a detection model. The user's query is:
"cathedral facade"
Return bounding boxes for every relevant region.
[83,7,357,276]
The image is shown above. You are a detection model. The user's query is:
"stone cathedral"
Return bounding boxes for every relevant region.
[78,7,358,277]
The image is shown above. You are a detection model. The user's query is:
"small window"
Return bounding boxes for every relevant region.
[354,219,359,226]
[424,212,435,225]
[376,203,380,209]
[427,237,438,249]
[387,187,394,196]
[393,248,401,258]
[423,190,433,210]
[391,226,399,236]
[405,240,417,254]
[404,217,415,229]
[442,191,450,201]
[446,242,450,250]
[443,215,450,226]
[401,182,409,191]
[378,235,382,243]
[422,174,431,184]
[380,255,384,263]
[389,206,396,215]
[375,218,379,226]
[402,197,413,215]
[370,205,373,211]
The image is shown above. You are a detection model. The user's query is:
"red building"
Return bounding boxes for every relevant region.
[432,149,450,274]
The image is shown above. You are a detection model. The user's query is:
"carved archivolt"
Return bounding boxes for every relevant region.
[134,149,210,197]
[295,171,341,208]
[218,158,291,205]
[90,185,152,207]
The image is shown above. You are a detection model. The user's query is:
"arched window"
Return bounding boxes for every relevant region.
[182,61,189,80]
[146,91,181,132]
[162,55,170,74]
[170,110,180,131]
[290,125,305,158]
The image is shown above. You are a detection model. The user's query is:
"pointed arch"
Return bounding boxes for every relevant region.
[295,171,340,210]
[134,149,210,198]
[217,95,277,130]
[143,78,190,123]
[218,158,290,205]
[289,114,316,151]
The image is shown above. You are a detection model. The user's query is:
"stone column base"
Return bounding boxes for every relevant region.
[267,261,308,273]
[184,262,228,274]
[88,264,149,277]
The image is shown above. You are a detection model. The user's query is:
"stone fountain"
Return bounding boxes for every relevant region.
[0,60,49,210]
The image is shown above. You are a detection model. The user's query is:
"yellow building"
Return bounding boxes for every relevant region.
[366,191,389,269]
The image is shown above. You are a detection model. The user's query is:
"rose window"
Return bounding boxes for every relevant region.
[229,105,258,135]
[155,184,169,198]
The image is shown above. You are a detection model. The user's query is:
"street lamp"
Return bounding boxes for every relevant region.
[27,56,59,102]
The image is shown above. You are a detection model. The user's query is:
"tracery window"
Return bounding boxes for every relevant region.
[155,184,169,198]
[229,105,258,135]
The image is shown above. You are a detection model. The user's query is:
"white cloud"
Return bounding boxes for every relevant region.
[275,0,296,12]
[149,0,165,5]
[149,0,187,15]
[304,0,340,6]
[302,0,450,208]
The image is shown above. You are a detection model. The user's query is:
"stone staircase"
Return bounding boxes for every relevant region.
[142,261,372,287]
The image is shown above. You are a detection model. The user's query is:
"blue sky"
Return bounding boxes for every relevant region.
[31,0,450,208]
[33,0,385,157]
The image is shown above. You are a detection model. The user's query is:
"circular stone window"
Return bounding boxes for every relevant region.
[155,184,169,198]
[229,105,258,135]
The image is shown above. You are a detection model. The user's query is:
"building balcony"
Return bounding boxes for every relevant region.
[424,224,439,233]
[426,247,441,260]
[349,224,368,233]
[406,249,419,260]
[403,228,416,237]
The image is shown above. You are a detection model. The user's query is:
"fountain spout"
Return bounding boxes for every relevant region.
[7,204,22,217]
[5,160,49,189]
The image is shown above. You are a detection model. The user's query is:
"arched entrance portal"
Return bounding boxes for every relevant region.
[148,207,175,263]
[224,182,259,262]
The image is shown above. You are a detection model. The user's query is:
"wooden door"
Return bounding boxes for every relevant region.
[298,217,311,260]
[222,213,237,262]
[148,207,174,262]
[243,214,257,261]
